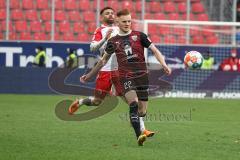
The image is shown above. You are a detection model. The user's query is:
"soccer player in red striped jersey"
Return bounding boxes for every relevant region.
[68,7,120,110]
[68,7,154,138]
[80,9,171,146]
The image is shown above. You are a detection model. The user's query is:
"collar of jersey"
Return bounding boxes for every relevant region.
[118,30,132,36]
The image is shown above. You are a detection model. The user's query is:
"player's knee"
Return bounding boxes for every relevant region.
[138,111,146,117]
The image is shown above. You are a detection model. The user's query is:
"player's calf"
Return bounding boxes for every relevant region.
[79,97,102,106]
[129,101,141,138]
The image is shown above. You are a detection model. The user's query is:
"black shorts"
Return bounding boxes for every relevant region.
[120,73,149,101]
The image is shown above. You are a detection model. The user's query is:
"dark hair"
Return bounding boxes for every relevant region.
[100,7,114,15]
[117,9,130,17]
[67,48,76,54]
[36,46,44,51]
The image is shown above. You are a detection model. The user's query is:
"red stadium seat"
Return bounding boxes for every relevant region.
[0,0,5,9]
[148,1,162,13]
[192,36,204,44]
[77,33,90,42]
[44,21,51,33]
[87,22,96,34]
[135,1,142,13]
[62,32,75,41]
[173,26,186,36]
[33,32,47,40]
[182,13,195,20]
[9,32,17,40]
[206,35,218,44]
[44,21,54,33]
[36,0,49,10]
[25,10,38,21]
[178,2,187,13]
[192,2,205,14]
[0,21,4,31]
[174,0,187,2]
[0,31,3,39]
[30,21,42,32]
[202,26,214,36]
[11,9,24,20]
[55,10,67,21]
[164,2,176,13]
[59,21,71,33]
[55,0,64,10]
[131,12,138,19]
[164,35,176,44]
[1,21,13,32]
[132,22,143,31]
[196,13,209,21]
[107,0,120,11]
[93,0,104,10]
[79,0,91,11]
[177,36,186,44]
[10,0,20,9]
[148,24,158,34]
[144,13,154,19]
[73,22,85,33]
[159,25,171,35]
[0,9,6,20]
[154,13,166,20]
[54,32,61,40]
[65,0,78,10]
[22,0,35,10]
[122,1,133,11]
[83,11,95,22]
[150,35,161,43]
[168,13,179,20]
[190,26,201,36]
[40,10,51,21]
[68,11,81,22]
[20,32,32,40]
[15,21,28,32]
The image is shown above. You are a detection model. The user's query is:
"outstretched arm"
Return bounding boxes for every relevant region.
[80,52,111,83]
[149,44,172,75]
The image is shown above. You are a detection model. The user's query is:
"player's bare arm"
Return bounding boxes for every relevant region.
[149,44,172,75]
[80,52,111,83]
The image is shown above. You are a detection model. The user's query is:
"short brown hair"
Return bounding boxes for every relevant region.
[116,9,130,17]
[100,7,114,15]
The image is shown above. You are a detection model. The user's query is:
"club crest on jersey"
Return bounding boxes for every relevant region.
[131,35,137,41]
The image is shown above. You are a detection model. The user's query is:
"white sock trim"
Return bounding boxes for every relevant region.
[139,117,145,132]
[78,99,83,105]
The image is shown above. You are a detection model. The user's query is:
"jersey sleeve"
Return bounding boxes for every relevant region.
[92,28,102,42]
[105,40,116,55]
[140,32,152,48]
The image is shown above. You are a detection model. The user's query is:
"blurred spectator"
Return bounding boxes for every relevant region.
[237,0,240,22]
[65,48,77,68]
[201,51,214,70]
[219,48,240,71]
[32,46,46,67]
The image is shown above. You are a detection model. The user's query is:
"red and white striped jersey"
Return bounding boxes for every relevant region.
[91,24,119,71]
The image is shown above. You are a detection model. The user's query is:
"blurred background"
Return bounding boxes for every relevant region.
[0,0,240,98]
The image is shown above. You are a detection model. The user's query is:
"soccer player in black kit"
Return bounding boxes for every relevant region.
[81,9,171,146]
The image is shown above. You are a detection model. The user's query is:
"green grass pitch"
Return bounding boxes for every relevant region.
[0,94,240,160]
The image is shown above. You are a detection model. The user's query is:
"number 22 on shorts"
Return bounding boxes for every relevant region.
[124,80,132,89]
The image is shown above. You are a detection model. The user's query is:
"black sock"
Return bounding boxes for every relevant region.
[129,101,141,138]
